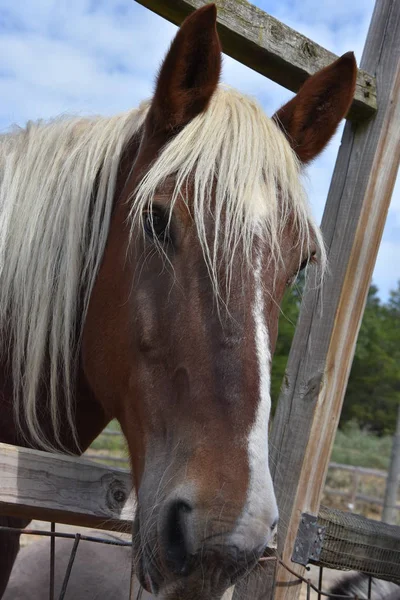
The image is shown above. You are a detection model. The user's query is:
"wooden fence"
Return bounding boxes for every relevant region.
[324,463,400,516]
[1,442,399,587]
[2,440,399,534]
[0,0,399,599]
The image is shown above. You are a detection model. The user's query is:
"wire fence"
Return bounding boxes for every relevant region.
[3,429,397,599]
[1,524,131,600]
[1,522,397,600]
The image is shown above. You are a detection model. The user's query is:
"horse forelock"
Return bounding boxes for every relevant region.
[130,85,326,301]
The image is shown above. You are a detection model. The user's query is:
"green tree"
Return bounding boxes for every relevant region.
[338,283,400,434]
[271,282,302,412]
[271,280,400,434]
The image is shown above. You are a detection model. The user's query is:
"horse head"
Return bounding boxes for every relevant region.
[82,5,356,598]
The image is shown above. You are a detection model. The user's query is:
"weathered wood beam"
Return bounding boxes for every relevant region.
[0,443,135,532]
[134,0,376,122]
[239,1,399,598]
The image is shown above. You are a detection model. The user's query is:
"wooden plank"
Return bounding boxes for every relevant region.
[324,489,400,509]
[134,0,376,122]
[0,443,135,532]
[236,1,400,598]
[329,463,387,478]
[315,506,400,585]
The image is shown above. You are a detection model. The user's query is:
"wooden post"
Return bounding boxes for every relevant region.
[237,1,400,598]
[382,405,400,524]
[348,467,361,511]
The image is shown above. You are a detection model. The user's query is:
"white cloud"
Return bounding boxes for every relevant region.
[0,0,175,123]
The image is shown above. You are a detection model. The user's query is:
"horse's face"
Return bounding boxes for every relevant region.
[83,5,356,598]
[129,189,283,594]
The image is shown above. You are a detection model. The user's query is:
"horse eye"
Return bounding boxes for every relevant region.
[299,250,317,273]
[299,258,309,272]
[286,252,316,287]
[143,208,168,241]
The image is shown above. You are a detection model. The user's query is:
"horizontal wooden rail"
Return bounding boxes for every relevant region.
[324,488,400,510]
[325,462,399,513]
[329,462,388,478]
[134,0,377,121]
[0,443,135,532]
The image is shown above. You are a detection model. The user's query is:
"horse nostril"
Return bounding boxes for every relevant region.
[162,500,193,575]
[271,517,279,531]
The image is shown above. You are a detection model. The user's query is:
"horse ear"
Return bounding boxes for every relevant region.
[147,4,222,135]
[273,52,357,164]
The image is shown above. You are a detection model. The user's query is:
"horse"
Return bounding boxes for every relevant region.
[329,573,400,600]
[0,4,357,598]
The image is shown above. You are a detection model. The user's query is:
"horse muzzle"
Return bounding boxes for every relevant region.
[136,494,277,598]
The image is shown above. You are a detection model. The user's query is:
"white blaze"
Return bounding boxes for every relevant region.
[248,250,278,529]
[230,249,278,548]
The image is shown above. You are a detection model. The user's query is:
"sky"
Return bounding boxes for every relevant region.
[0,0,398,299]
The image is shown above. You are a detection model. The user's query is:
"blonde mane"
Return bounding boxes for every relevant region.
[0,85,325,451]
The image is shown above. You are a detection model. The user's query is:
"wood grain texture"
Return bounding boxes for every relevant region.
[134,0,376,121]
[0,443,135,531]
[242,1,399,598]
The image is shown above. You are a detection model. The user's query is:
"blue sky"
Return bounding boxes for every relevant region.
[0,0,398,299]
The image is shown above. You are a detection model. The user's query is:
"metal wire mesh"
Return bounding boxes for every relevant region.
[317,507,400,584]
[0,524,131,600]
